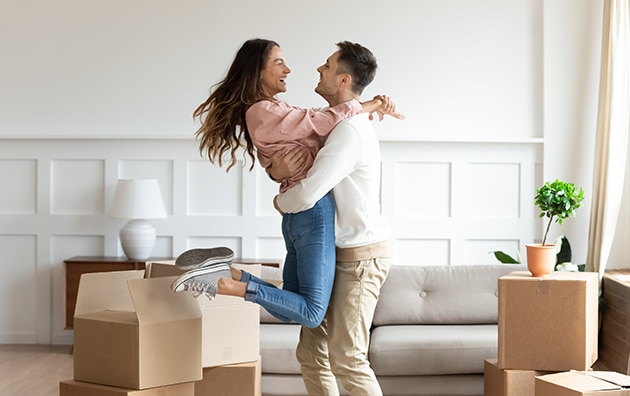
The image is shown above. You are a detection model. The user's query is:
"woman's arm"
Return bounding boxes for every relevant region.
[246,99,362,146]
[266,96,404,181]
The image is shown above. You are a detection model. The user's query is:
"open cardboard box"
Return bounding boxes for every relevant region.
[73,270,202,390]
[148,261,260,368]
[535,371,630,395]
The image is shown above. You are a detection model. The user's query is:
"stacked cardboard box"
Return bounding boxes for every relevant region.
[483,359,550,396]
[599,270,630,375]
[484,270,600,396]
[535,370,630,395]
[59,380,195,396]
[62,269,201,395]
[196,359,262,396]
[147,261,261,369]
[497,271,599,371]
[147,261,262,396]
[60,261,263,396]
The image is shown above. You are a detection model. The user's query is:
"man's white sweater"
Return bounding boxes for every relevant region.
[275,113,391,249]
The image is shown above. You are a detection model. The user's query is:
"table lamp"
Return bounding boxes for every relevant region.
[109,179,167,260]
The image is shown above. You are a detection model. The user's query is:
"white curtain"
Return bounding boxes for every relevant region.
[586,0,630,278]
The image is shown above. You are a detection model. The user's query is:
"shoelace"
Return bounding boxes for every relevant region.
[184,279,216,299]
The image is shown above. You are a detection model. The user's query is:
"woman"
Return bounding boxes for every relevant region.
[171,38,394,328]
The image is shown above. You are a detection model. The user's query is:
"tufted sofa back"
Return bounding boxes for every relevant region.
[373,264,527,326]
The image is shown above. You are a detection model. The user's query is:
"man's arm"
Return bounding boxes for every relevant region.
[267,147,308,182]
[275,122,362,213]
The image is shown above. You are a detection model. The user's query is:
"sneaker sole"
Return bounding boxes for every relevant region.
[175,247,234,270]
[170,262,232,292]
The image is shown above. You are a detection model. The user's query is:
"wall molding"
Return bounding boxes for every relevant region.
[0,137,542,344]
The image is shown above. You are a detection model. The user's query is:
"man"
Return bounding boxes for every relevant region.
[271,41,402,396]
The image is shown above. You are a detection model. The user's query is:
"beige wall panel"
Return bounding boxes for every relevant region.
[0,235,37,342]
[465,239,521,266]
[393,239,451,267]
[465,163,521,219]
[395,162,451,219]
[186,159,242,216]
[0,159,37,214]
[51,159,104,215]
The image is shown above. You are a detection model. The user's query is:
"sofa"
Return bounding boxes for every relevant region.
[258,263,528,396]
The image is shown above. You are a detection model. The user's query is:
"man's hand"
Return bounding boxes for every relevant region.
[268,146,308,181]
[370,95,405,121]
[273,195,285,215]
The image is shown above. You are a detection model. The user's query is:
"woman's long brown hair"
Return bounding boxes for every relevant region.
[193,39,279,171]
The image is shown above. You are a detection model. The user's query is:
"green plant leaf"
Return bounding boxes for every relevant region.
[556,236,572,264]
[492,251,521,264]
[534,179,585,244]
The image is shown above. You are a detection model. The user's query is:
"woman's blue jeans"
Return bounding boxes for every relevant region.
[241,192,336,328]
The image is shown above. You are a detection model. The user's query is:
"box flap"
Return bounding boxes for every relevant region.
[127,276,201,324]
[503,270,598,282]
[151,260,175,265]
[586,371,630,387]
[148,261,262,279]
[147,261,184,278]
[76,310,138,324]
[537,371,623,391]
[74,270,145,317]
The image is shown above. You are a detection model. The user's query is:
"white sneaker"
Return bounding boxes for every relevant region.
[170,262,231,300]
[175,247,234,270]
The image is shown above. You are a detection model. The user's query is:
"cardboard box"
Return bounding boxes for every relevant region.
[73,270,202,389]
[149,261,260,368]
[483,359,550,396]
[599,270,630,375]
[59,380,195,396]
[535,371,630,395]
[498,271,599,371]
[195,358,261,396]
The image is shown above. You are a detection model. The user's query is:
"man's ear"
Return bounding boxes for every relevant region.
[339,73,352,88]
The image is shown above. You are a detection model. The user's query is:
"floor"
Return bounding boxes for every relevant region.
[0,344,73,396]
[0,343,615,396]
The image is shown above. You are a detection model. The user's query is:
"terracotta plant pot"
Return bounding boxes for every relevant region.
[525,244,557,277]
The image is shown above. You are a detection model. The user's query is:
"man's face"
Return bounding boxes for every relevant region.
[314,50,346,101]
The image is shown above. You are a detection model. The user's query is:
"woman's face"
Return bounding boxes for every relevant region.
[260,46,291,98]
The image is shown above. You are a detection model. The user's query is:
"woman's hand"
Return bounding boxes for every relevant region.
[370,95,405,121]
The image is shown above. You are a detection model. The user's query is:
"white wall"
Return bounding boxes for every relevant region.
[1,0,541,140]
[1,0,623,345]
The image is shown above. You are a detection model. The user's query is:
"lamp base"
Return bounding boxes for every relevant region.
[119,219,156,260]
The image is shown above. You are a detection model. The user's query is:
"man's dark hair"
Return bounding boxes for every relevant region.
[335,41,378,95]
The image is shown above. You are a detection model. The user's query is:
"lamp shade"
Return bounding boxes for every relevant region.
[109,179,167,219]
[109,179,167,260]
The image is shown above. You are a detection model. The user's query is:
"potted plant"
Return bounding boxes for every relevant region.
[526,179,584,276]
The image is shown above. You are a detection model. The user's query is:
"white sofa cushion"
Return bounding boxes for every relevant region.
[369,324,498,375]
[260,323,302,374]
[373,264,526,325]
